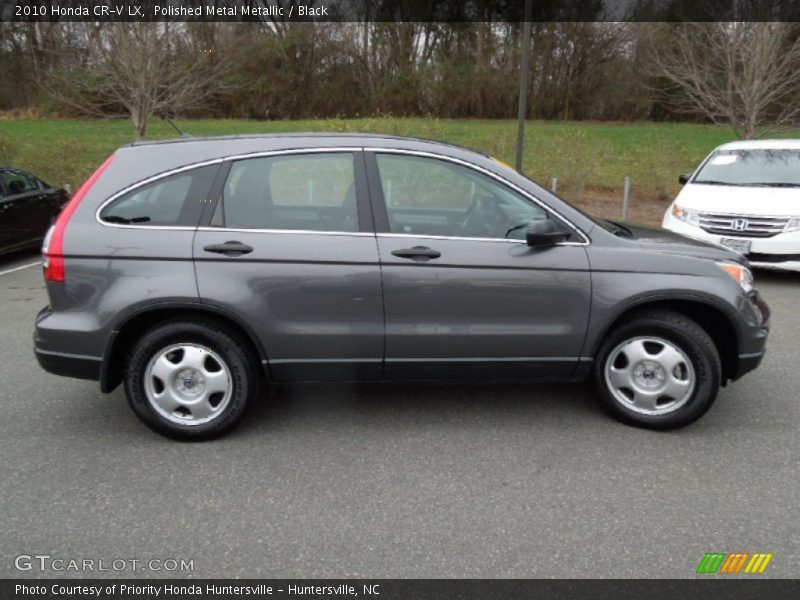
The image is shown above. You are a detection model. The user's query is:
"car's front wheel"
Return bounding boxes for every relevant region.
[124,320,258,440]
[594,310,721,429]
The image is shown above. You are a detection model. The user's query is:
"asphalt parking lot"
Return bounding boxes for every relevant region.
[1,249,798,579]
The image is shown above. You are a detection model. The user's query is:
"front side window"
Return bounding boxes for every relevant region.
[1,170,40,196]
[221,153,359,232]
[100,165,218,226]
[376,154,548,240]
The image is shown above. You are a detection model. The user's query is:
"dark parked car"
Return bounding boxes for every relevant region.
[0,167,68,256]
[34,135,770,440]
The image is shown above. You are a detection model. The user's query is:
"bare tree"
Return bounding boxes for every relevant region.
[47,23,232,139]
[649,22,800,139]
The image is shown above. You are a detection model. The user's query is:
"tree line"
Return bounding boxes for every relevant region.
[1,21,799,139]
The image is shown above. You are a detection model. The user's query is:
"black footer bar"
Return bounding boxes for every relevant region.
[3,579,800,600]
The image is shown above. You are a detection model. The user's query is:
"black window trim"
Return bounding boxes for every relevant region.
[94,146,588,244]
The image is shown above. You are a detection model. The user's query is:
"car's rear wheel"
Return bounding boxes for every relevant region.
[124,320,258,440]
[594,310,721,429]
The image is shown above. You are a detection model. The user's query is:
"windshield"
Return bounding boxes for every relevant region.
[693,148,800,187]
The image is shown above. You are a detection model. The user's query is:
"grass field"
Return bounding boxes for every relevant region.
[2,117,796,225]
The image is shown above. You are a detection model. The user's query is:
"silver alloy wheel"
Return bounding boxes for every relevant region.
[604,336,696,416]
[144,343,232,426]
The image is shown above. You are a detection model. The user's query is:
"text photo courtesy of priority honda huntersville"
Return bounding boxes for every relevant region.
[34,134,770,440]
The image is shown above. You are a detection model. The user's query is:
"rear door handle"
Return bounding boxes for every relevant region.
[391,246,441,261]
[203,241,253,257]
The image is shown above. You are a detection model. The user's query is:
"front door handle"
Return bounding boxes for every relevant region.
[203,241,254,257]
[391,246,442,261]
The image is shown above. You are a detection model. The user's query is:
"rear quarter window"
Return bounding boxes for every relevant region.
[99,164,219,226]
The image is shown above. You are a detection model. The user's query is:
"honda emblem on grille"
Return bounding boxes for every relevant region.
[732,218,749,231]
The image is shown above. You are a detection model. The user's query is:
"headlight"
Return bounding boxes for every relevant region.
[716,261,754,293]
[784,217,800,232]
[671,204,700,226]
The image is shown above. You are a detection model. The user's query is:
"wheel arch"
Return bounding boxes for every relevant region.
[589,295,740,383]
[100,302,269,393]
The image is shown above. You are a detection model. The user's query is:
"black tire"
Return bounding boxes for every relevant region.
[124,320,258,441]
[593,310,721,430]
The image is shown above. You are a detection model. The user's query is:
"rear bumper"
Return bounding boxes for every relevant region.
[34,348,101,381]
[34,305,102,381]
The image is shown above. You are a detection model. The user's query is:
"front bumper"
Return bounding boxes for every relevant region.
[663,213,800,272]
[731,289,770,380]
[735,350,766,380]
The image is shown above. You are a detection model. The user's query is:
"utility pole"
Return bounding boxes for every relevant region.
[515,0,533,172]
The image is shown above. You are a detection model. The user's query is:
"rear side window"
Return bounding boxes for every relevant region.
[100,164,218,226]
[2,169,40,195]
[221,152,359,232]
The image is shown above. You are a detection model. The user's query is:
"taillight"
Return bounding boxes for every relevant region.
[43,154,115,282]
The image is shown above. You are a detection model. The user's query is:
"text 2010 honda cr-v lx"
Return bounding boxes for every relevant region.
[34,135,770,439]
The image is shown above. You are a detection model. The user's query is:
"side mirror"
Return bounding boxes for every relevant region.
[678,173,691,185]
[526,219,571,247]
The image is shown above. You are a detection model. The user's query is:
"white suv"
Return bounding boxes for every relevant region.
[663,139,800,271]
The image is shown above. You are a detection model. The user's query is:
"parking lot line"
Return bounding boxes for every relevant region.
[0,261,41,277]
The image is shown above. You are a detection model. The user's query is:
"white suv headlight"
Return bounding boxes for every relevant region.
[784,217,800,232]
[671,204,700,226]
[716,262,754,293]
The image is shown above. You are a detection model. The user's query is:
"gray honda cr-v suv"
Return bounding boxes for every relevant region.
[34,134,770,439]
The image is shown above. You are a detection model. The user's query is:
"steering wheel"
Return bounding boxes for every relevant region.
[458,194,503,236]
[460,197,480,230]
